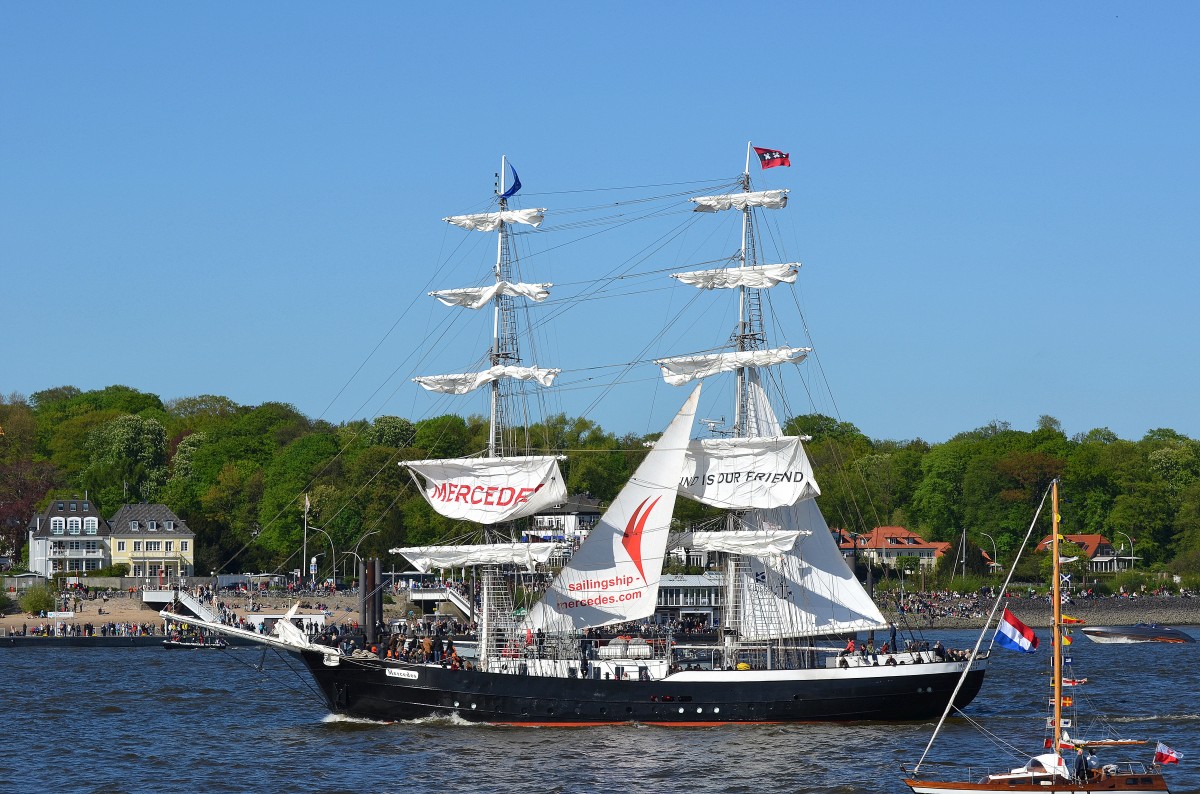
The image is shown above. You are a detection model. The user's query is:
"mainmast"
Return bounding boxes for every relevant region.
[734,141,767,437]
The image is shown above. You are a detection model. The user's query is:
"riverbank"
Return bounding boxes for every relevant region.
[7,591,1200,638]
[883,595,1200,629]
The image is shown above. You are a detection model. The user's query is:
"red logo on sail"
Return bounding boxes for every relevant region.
[620,496,660,583]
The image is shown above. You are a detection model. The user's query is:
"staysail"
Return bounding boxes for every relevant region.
[524,386,701,633]
[403,455,567,524]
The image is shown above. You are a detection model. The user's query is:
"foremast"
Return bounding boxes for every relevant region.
[398,158,566,669]
[1051,479,1065,752]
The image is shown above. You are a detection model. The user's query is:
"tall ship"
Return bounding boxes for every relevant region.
[168,147,989,724]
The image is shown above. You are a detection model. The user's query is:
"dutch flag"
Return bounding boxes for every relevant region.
[994,607,1039,653]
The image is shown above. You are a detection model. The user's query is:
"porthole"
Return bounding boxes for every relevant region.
[696,707,702,714]
[471,703,477,709]
[678,707,685,714]
[713,707,720,714]
[453,701,460,708]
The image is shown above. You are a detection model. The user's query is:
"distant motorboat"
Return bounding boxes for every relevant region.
[1081,623,1195,644]
[162,636,229,650]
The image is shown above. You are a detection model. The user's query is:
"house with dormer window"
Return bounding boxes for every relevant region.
[27,497,112,577]
[108,504,195,581]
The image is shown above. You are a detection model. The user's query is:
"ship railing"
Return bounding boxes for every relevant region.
[901,759,1157,784]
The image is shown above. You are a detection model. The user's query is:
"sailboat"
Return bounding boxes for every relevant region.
[163,148,988,724]
[902,479,1176,793]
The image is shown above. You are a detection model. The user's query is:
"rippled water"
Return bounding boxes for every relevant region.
[2,630,1196,794]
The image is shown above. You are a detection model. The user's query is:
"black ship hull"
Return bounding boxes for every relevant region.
[298,651,987,725]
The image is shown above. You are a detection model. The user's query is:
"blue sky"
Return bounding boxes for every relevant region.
[4,3,1198,444]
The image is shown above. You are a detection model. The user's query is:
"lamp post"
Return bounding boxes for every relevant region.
[309,525,336,589]
[344,530,380,582]
[981,532,999,575]
[1117,531,1135,572]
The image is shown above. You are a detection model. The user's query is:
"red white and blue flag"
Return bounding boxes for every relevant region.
[753,146,790,169]
[1155,742,1182,765]
[995,607,1039,653]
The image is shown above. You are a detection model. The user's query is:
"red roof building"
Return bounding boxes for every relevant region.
[831,526,949,570]
[1035,533,1135,572]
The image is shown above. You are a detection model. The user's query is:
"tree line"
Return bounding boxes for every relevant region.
[2,386,1197,581]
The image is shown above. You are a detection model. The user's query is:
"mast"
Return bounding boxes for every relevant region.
[734,142,765,437]
[489,155,517,458]
[1051,478,1064,752]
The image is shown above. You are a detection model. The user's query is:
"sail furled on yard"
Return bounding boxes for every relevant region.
[656,347,811,386]
[414,365,561,395]
[668,529,801,556]
[403,456,567,524]
[690,189,788,213]
[443,208,546,232]
[671,263,799,290]
[523,387,701,633]
[390,543,554,573]
[430,281,552,309]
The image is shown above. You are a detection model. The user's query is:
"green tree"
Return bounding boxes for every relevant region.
[80,414,169,510]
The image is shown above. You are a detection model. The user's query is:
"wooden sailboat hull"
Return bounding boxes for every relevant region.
[298,650,985,724]
[903,775,1169,793]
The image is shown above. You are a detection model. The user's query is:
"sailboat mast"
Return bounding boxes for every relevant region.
[1051,478,1064,750]
[489,155,518,458]
[734,141,764,436]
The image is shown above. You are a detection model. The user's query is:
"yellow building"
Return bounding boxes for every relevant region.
[108,504,195,582]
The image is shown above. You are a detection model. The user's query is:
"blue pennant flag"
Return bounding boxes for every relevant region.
[500,163,522,199]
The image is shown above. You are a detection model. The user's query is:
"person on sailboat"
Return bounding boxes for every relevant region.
[1073,746,1088,782]
[1086,748,1103,781]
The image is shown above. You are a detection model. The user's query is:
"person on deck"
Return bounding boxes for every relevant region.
[1087,748,1102,780]
[1073,747,1088,782]
[842,638,855,656]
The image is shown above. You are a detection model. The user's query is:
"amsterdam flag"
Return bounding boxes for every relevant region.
[753,146,790,169]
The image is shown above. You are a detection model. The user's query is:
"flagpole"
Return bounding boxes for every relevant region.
[489,155,507,459]
[744,140,752,176]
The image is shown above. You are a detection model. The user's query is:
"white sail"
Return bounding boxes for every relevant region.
[391,543,554,573]
[690,189,788,213]
[430,281,552,309]
[737,501,889,640]
[524,386,701,633]
[656,347,811,386]
[403,456,567,524]
[671,263,799,290]
[668,529,801,556]
[443,208,546,232]
[414,365,560,395]
[678,436,820,509]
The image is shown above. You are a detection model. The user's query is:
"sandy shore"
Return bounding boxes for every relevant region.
[7,591,1199,635]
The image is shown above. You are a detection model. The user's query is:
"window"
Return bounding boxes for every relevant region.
[51,518,65,535]
[68,518,82,535]
[165,520,175,530]
[180,541,189,552]
[165,541,174,552]
[84,517,98,534]
[117,541,126,552]
[85,560,100,571]
[129,521,139,531]
[70,502,77,512]
[133,541,142,552]
[57,501,64,510]
[68,541,81,551]
[148,520,158,531]
[83,502,90,510]
[132,564,143,577]
[146,541,162,552]
[85,541,98,552]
